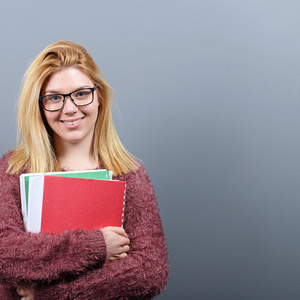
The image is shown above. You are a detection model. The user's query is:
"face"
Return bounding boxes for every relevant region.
[41,67,99,149]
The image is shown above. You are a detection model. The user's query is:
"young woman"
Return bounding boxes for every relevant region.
[0,41,168,299]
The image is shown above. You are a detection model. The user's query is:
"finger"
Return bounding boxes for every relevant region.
[123,245,130,252]
[121,236,130,246]
[110,227,128,237]
[116,244,129,255]
[21,296,33,300]
[118,252,128,259]
[113,252,128,260]
[17,286,32,297]
[17,286,25,296]
[107,251,128,261]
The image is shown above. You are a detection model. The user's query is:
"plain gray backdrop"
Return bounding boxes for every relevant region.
[1,1,300,299]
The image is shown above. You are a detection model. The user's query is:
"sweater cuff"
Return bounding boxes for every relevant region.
[86,229,107,264]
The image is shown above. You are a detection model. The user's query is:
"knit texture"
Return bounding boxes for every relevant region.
[0,152,169,299]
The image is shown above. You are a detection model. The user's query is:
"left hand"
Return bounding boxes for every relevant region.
[101,226,130,261]
[16,285,34,300]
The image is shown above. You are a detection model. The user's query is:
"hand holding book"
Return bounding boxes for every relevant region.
[101,226,130,261]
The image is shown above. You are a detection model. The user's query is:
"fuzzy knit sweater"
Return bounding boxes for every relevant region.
[0,152,169,299]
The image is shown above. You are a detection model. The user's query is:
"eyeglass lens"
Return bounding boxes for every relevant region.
[42,88,94,111]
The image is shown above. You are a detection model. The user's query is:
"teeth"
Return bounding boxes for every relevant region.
[63,119,81,125]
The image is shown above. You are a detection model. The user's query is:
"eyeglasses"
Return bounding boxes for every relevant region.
[39,85,98,112]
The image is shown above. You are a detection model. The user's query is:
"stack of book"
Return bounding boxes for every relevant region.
[20,170,126,234]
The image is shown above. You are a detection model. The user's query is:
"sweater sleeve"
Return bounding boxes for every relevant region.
[34,165,169,300]
[0,153,107,287]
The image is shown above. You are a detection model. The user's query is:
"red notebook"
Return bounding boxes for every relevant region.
[27,175,126,234]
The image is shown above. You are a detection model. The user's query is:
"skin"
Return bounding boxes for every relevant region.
[17,67,130,299]
[16,286,34,300]
[42,67,101,170]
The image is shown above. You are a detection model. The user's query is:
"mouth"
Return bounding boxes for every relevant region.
[61,117,84,126]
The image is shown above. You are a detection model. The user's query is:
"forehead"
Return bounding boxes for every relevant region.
[43,67,93,93]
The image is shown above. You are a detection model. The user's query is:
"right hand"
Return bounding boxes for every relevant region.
[16,285,34,300]
[101,226,130,261]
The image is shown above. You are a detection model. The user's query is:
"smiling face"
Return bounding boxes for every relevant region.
[41,67,100,150]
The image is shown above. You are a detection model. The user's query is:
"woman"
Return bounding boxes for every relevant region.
[0,41,168,299]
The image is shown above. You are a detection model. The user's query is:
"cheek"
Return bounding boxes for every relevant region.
[87,102,100,119]
[44,111,59,127]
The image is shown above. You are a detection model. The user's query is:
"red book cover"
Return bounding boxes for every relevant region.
[28,175,126,234]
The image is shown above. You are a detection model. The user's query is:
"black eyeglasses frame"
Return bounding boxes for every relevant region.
[39,85,98,112]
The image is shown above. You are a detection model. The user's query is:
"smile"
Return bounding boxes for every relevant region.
[61,118,84,126]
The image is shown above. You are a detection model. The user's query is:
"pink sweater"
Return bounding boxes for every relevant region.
[0,152,169,299]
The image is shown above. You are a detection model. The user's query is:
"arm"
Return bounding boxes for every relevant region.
[34,166,169,299]
[0,153,107,287]
[15,227,129,299]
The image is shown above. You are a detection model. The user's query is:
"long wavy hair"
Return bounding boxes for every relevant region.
[8,41,138,175]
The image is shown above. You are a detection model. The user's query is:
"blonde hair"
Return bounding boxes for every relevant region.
[8,41,139,175]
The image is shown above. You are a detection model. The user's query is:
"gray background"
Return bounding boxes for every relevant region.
[1,1,300,299]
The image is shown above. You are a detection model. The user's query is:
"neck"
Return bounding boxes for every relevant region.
[54,138,98,171]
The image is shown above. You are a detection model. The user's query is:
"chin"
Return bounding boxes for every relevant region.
[68,137,84,144]
[60,134,84,144]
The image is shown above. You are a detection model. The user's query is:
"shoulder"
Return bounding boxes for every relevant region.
[115,164,150,184]
[0,150,24,187]
[0,150,14,173]
[0,151,20,195]
[0,150,14,161]
[114,164,155,199]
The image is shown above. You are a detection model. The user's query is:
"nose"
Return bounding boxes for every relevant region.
[62,96,78,114]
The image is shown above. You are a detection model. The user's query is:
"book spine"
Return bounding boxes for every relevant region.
[122,183,127,228]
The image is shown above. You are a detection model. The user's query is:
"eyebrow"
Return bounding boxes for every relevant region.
[44,86,93,95]
[44,90,60,94]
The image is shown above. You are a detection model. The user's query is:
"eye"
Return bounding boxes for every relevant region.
[46,95,63,102]
[77,91,87,97]
[74,89,91,98]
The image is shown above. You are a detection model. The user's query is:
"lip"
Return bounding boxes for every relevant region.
[60,117,84,128]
